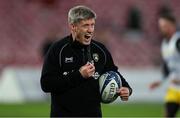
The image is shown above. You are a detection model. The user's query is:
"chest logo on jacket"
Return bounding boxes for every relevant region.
[93,53,99,62]
[65,57,73,63]
[93,72,100,79]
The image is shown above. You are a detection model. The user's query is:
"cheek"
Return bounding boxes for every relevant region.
[79,29,86,36]
[76,30,85,39]
[159,26,167,33]
[162,28,169,34]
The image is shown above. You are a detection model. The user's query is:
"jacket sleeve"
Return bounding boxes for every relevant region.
[161,60,169,79]
[102,45,133,95]
[40,43,84,93]
[176,38,180,53]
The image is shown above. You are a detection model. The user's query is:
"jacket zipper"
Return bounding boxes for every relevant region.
[82,48,85,64]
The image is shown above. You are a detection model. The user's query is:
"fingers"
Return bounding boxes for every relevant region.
[117,87,130,101]
[121,96,129,101]
[79,62,95,78]
[87,63,95,77]
[149,81,161,90]
[171,79,180,85]
[149,84,157,90]
[87,63,95,73]
[117,87,129,96]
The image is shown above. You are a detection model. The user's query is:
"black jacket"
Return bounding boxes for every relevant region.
[40,35,132,117]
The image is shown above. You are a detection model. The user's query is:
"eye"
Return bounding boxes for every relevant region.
[82,23,95,29]
[83,24,89,28]
[91,23,95,27]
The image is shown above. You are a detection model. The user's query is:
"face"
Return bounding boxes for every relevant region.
[71,18,95,45]
[158,18,175,38]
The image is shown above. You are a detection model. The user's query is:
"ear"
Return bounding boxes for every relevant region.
[69,23,76,31]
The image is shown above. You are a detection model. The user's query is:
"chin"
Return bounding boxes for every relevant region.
[83,40,91,45]
[83,42,91,45]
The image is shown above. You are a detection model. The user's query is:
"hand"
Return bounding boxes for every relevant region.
[117,87,130,101]
[171,79,180,85]
[149,81,161,90]
[79,62,95,79]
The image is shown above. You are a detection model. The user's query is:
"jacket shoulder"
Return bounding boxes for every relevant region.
[52,36,71,49]
[91,40,107,51]
[46,35,71,58]
[91,40,110,56]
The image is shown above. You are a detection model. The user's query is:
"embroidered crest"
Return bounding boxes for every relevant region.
[93,53,99,62]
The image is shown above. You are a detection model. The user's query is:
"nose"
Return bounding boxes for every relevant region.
[87,26,94,33]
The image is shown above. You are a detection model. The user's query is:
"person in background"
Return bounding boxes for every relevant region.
[41,30,59,57]
[149,14,180,117]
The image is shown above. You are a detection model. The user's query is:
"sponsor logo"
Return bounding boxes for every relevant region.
[62,70,74,77]
[63,72,68,76]
[65,57,73,63]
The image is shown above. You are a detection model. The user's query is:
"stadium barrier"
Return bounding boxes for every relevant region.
[0,67,166,103]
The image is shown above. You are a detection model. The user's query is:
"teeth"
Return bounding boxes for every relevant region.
[85,35,91,39]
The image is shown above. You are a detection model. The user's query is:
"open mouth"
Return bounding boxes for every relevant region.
[84,35,91,39]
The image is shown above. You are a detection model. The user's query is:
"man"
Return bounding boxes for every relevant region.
[41,5,132,117]
[149,14,180,117]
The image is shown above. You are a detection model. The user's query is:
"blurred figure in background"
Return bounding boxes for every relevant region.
[41,30,59,58]
[149,14,180,117]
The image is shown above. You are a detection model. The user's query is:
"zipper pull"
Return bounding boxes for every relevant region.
[82,48,85,64]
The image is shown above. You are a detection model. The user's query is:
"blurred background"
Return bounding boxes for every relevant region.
[0,0,180,117]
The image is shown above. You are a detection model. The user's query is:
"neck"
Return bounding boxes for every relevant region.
[71,32,76,41]
[167,30,176,39]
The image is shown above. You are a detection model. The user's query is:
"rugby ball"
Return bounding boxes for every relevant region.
[99,71,122,103]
